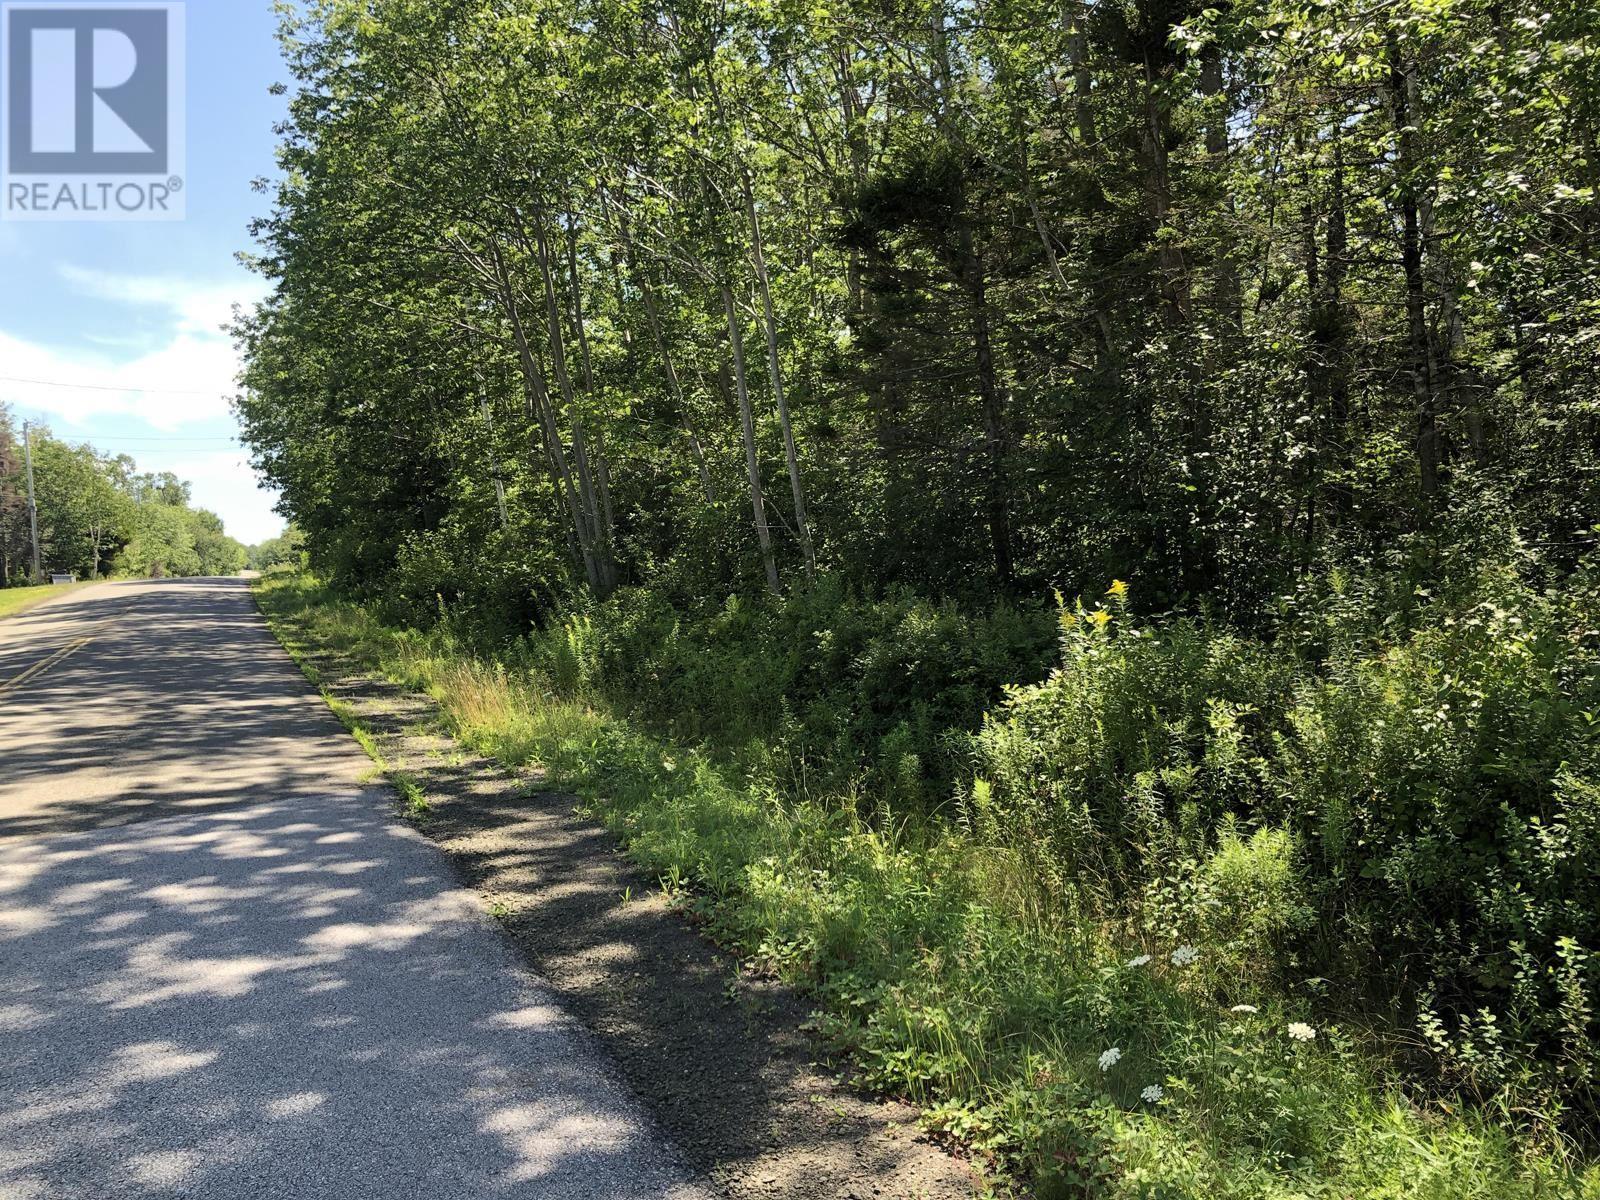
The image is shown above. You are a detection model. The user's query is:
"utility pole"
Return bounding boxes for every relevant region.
[22,421,41,582]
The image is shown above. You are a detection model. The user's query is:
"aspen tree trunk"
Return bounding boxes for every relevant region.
[1064,5,1120,373]
[834,47,866,312]
[699,47,814,580]
[489,239,597,587]
[1306,135,1354,527]
[477,370,510,529]
[611,198,716,503]
[1201,44,1241,330]
[740,170,817,582]
[1141,55,1189,324]
[564,217,596,393]
[642,276,716,505]
[1065,2,1097,146]
[1143,43,1212,589]
[1302,137,1323,554]
[1025,152,1070,290]
[563,214,621,567]
[928,13,1015,590]
[722,282,782,593]
[1387,36,1441,507]
[632,252,717,504]
[533,216,615,593]
[958,224,1016,591]
[1421,195,1482,462]
[1325,137,1350,438]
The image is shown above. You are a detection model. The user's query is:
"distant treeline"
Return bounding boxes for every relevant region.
[0,403,248,584]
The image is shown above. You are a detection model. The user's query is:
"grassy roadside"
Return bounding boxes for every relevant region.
[0,581,104,620]
[254,571,1595,1199]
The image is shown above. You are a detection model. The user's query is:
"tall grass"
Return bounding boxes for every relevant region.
[256,572,1597,1198]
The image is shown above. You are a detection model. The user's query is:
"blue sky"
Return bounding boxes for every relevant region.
[1,1,287,544]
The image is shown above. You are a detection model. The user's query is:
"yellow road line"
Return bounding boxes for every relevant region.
[0,636,94,697]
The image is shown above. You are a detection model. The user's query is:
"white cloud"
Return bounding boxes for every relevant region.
[57,264,254,343]
[0,264,266,429]
[0,327,238,427]
[0,263,281,544]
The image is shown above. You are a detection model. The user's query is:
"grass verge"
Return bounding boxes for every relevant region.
[253,571,1596,1199]
[0,581,102,620]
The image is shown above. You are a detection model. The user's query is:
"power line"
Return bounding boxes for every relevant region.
[0,374,225,397]
[72,435,240,443]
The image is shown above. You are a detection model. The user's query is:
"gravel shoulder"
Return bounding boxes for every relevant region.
[263,600,984,1200]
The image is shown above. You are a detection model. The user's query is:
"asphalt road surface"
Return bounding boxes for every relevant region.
[0,578,705,1200]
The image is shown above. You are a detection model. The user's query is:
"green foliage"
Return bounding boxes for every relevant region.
[247,525,305,572]
[513,578,1055,805]
[114,503,245,579]
[114,504,200,579]
[972,570,1600,1130]
[231,0,1600,1185]
[258,570,1600,1197]
[238,0,1600,621]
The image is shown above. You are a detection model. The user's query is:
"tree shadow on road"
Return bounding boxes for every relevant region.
[0,579,703,1199]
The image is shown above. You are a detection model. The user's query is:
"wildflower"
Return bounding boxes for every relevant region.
[1126,954,1151,968]
[1170,944,1199,968]
[1089,609,1112,629]
[1229,1004,1259,1015]
[1287,1022,1317,1042]
[1098,1047,1122,1072]
[1107,579,1130,599]
[1140,1084,1164,1104]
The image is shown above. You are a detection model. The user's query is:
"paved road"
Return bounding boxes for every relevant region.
[0,578,704,1200]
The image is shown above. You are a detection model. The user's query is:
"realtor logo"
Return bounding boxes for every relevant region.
[1,2,185,220]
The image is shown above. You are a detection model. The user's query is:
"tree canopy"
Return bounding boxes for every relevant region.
[234,0,1600,1175]
[237,0,1598,626]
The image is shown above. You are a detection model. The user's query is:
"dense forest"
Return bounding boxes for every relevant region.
[0,403,247,583]
[239,0,1599,1192]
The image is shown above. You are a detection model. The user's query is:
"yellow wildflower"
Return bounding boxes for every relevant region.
[1107,579,1130,599]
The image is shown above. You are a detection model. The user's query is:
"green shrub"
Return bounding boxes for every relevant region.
[973,572,1600,1130]
[519,577,1056,808]
[1283,570,1600,1120]
[256,570,1600,1195]
[966,592,1299,902]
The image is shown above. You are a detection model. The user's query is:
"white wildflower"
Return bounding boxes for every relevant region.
[1230,1004,1259,1015]
[1098,1047,1122,1072]
[1140,1084,1164,1104]
[1170,944,1199,968]
[1287,1022,1317,1042]
[1126,954,1152,968]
